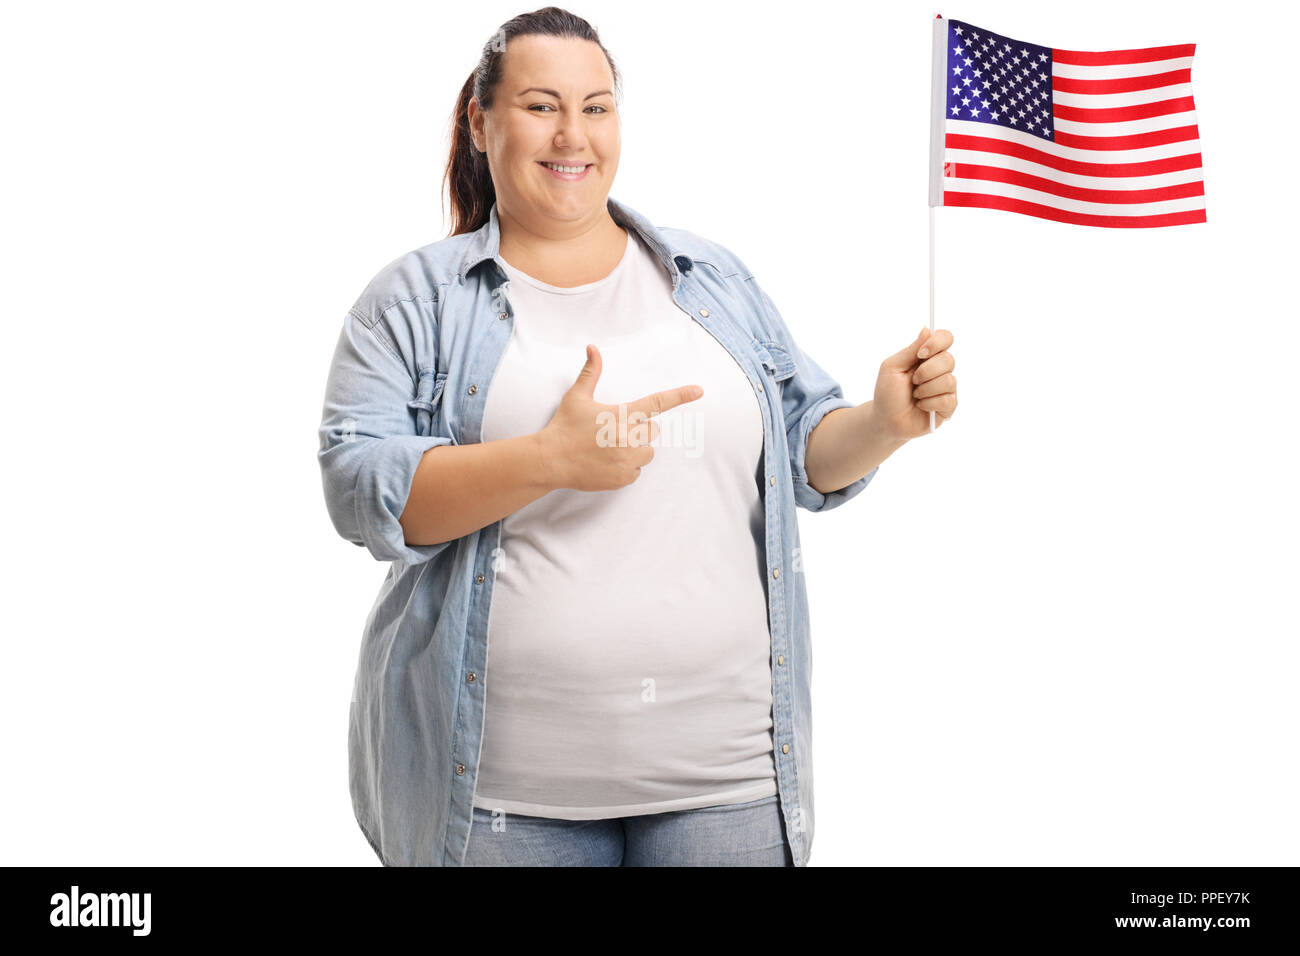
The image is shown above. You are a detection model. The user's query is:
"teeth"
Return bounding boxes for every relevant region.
[542,162,588,173]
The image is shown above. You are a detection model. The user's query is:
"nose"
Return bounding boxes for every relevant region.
[553,107,589,152]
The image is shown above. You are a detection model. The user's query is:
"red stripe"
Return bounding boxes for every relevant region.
[945,133,1203,177]
[948,163,1204,204]
[943,191,1206,228]
[1052,43,1195,66]
[1053,95,1196,124]
[1052,68,1191,95]
[1052,124,1199,151]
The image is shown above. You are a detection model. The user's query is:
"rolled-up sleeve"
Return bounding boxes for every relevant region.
[318,308,455,565]
[752,281,879,513]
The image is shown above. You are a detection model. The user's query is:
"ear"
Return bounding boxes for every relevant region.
[467,98,485,152]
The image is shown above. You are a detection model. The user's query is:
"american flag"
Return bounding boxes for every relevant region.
[928,16,1206,227]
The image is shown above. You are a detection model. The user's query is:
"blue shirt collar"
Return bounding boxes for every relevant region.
[456,195,694,288]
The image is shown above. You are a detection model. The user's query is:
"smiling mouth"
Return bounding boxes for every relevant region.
[538,161,592,173]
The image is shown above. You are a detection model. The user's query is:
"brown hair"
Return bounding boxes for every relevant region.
[442,7,622,236]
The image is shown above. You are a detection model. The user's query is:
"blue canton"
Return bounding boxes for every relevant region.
[945,19,1055,140]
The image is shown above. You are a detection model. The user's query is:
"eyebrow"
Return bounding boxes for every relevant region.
[517,87,613,101]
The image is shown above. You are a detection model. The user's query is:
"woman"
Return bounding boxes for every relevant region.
[317,7,957,867]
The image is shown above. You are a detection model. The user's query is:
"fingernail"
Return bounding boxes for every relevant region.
[918,346,929,358]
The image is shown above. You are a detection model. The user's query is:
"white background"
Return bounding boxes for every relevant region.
[2,0,1295,865]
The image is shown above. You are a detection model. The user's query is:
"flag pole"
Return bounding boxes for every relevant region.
[928,203,935,433]
[927,13,946,434]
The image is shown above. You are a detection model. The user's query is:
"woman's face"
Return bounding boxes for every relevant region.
[469,34,620,230]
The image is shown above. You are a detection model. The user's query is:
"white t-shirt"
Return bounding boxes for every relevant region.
[473,228,777,819]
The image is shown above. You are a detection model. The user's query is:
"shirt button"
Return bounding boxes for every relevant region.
[499,311,508,320]
[698,307,709,317]
[777,654,784,666]
[466,672,477,683]
[455,764,466,775]
[781,744,790,755]
[772,567,780,579]
[769,475,775,486]
[468,384,478,395]
[475,573,484,584]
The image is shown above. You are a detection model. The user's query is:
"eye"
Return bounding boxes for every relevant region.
[585,104,608,113]
[528,104,556,112]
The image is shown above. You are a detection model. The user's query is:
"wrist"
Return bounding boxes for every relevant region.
[530,430,564,492]
[863,401,910,449]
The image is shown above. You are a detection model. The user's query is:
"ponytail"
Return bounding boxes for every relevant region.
[443,70,496,236]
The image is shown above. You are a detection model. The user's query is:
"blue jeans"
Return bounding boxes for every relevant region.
[463,793,793,866]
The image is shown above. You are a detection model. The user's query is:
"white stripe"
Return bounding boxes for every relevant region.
[1053,82,1194,109]
[943,176,1205,216]
[945,119,1202,163]
[1050,55,1193,81]
[1054,108,1199,137]
[943,147,1204,191]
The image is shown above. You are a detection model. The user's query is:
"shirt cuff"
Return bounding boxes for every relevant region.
[790,397,880,513]
[354,435,457,564]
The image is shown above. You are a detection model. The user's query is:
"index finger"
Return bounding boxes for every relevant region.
[625,384,704,418]
[917,328,953,359]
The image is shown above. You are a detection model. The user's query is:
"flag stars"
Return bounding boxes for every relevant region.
[947,22,1053,134]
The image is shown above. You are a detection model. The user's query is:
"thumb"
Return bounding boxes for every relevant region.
[570,343,602,397]
[881,327,930,372]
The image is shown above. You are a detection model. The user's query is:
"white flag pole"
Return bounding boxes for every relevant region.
[928,203,935,433]
[927,13,947,434]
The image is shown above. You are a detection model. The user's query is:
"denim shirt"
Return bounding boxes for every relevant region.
[317,196,879,866]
